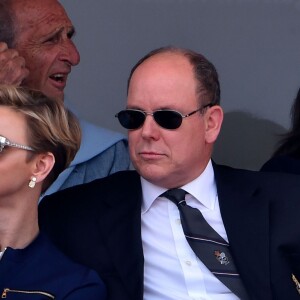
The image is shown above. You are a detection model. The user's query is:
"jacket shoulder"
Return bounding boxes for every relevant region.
[213,162,300,194]
[39,170,140,215]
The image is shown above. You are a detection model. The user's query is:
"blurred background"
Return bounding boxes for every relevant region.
[60,0,300,170]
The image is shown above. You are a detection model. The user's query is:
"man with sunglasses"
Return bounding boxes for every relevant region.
[40,46,300,299]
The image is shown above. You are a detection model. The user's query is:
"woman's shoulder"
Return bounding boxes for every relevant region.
[15,233,106,299]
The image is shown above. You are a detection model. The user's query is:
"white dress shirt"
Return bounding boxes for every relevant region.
[141,160,239,300]
[0,248,6,260]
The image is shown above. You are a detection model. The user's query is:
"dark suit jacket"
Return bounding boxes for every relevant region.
[39,164,300,300]
[261,155,300,175]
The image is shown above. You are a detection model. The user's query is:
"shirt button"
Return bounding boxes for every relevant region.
[185,260,192,266]
[176,219,181,224]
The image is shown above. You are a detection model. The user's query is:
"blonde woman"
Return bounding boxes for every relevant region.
[0,86,106,299]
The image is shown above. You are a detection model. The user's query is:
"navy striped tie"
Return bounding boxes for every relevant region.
[162,188,249,299]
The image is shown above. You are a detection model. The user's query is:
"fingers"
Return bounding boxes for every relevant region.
[0,42,8,52]
[0,42,29,86]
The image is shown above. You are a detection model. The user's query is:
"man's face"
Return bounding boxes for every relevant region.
[127,52,221,188]
[11,0,80,101]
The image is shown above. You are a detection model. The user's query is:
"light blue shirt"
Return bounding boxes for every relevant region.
[40,118,130,200]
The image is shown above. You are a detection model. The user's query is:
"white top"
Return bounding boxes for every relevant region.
[0,248,6,260]
[141,160,239,300]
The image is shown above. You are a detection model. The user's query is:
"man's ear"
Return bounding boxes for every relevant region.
[31,152,55,183]
[204,105,223,144]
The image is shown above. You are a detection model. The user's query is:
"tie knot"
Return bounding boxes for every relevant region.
[162,188,187,206]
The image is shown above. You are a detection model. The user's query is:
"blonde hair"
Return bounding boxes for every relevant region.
[0,85,81,192]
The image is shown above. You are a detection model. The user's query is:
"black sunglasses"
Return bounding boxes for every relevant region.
[115,103,213,130]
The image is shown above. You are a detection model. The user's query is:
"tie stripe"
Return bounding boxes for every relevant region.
[185,235,229,246]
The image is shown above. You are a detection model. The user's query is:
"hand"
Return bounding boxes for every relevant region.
[0,42,29,85]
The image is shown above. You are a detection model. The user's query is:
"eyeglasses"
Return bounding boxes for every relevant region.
[115,103,213,130]
[0,135,35,153]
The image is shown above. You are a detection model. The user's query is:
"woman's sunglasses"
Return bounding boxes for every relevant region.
[0,135,35,153]
[115,103,213,130]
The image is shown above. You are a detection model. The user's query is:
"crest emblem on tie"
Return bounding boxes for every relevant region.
[214,250,230,265]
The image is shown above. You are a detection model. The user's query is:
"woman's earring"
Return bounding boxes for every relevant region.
[28,176,37,188]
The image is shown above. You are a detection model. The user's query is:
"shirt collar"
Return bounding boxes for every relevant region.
[141,160,217,214]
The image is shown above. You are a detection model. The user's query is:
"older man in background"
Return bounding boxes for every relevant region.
[0,0,130,196]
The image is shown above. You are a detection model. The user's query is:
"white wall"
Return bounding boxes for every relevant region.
[61,0,300,170]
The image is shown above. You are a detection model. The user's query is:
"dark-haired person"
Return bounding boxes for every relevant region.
[261,87,300,174]
[0,0,129,197]
[40,47,300,300]
[0,85,106,299]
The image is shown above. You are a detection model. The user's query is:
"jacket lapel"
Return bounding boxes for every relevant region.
[97,171,144,300]
[95,166,274,299]
[213,163,272,299]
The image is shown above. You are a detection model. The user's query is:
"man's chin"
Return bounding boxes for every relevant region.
[41,87,65,102]
[21,82,65,102]
[45,88,65,102]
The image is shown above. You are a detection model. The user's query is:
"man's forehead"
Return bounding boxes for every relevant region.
[11,0,59,10]
[131,53,194,88]
[134,53,192,80]
[11,0,70,23]
[12,0,73,34]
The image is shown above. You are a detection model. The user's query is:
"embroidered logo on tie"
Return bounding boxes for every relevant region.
[214,250,230,265]
[292,274,300,294]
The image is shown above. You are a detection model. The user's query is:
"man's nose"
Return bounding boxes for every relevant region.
[60,39,80,66]
[140,115,160,140]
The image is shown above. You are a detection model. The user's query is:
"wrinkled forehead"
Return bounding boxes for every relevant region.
[11,0,73,34]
